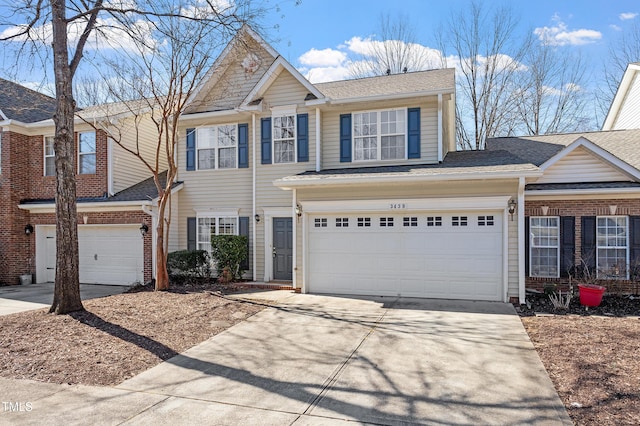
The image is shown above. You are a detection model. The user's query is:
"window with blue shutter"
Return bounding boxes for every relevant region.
[186,128,195,171]
[407,107,421,159]
[340,114,351,163]
[238,123,248,168]
[297,113,309,162]
[630,216,640,280]
[261,117,272,164]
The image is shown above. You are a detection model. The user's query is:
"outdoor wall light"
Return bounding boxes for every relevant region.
[139,223,149,236]
[24,224,34,235]
[254,214,261,223]
[295,203,302,217]
[508,199,517,219]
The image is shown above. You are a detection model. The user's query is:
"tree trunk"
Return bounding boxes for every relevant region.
[154,189,169,291]
[49,0,83,314]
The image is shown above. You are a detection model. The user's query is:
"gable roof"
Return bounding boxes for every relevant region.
[487,129,640,172]
[314,69,455,102]
[0,78,57,123]
[602,63,640,131]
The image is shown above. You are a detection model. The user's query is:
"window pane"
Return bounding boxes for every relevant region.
[381,135,405,160]
[197,127,215,149]
[218,217,237,235]
[45,137,55,156]
[79,153,96,174]
[79,132,96,153]
[198,149,215,170]
[530,216,560,277]
[45,158,55,176]
[218,125,236,147]
[596,216,628,279]
[354,137,376,160]
[274,140,295,163]
[197,218,215,251]
[218,147,236,169]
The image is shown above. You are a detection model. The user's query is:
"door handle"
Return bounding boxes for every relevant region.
[272,247,277,258]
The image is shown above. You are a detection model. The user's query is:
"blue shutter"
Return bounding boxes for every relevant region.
[630,216,640,280]
[407,107,421,159]
[339,114,351,163]
[297,113,309,162]
[261,117,272,164]
[238,123,248,168]
[239,216,250,271]
[187,217,196,251]
[560,216,575,278]
[186,128,196,171]
[581,216,596,274]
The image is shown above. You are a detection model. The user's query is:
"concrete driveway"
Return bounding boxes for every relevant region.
[0,283,129,315]
[0,292,571,425]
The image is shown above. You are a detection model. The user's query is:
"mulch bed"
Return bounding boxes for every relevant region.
[0,283,266,386]
[518,291,640,425]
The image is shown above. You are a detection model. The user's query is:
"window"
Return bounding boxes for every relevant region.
[353,109,405,161]
[78,132,96,174]
[197,216,238,252]
[380,217,394,227]
[357,217,371,227]
[403,217,418,227]
[530,217,560,278]
[597,216,628,279]
[452,216,468,226]
[196,125,237,170]
[336,218,349,227]
[478,215,494,226]
[314,218,327,228]
[426,216,442,227]
[273,115,295,164]
[44,136,55,176]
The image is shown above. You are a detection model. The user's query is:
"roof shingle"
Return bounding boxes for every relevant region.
[0,78,57,123]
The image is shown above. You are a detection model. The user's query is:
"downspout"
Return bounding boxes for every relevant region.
[437,93,443,162]
[142,204,158,280]
[292,188,297,290]
[315,107,321,172]
[518,177,526,304]
[107,138,114,195]
[252,113,257,282]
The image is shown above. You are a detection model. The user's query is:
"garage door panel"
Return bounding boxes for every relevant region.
[308,212,503,301]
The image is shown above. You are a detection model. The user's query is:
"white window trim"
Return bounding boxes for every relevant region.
[352,107,408,162]
[196,213,240,252]
[78,131,97,174]
[195,123,238,171]
[44,135,55,176]
[529,216,560,278]
[271,113,297,165]
[596,215,629,280]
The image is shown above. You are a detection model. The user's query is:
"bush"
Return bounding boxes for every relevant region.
[167,250,211,279]
[210,235,248,281]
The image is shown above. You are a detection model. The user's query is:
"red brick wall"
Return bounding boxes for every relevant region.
[525,198,640,294]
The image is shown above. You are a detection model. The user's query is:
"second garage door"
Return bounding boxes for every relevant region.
[307,212,503,301]
[40,225,144,285]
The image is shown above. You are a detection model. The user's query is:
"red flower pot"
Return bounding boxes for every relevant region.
[578,284,606,307]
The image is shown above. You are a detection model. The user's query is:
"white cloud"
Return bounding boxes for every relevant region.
[534,15,602,46]
[299,48,347,67]
[610,24,622,31]
[619,12,638,21]
[304,66,352,84]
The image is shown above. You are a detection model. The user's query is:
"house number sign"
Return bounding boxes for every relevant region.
[389,203,407,209]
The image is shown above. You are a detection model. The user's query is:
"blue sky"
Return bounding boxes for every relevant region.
[260,0,639,84]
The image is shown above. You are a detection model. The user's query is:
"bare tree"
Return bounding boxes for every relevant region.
[436,1,530,150]
[81,6,250,291]
[515,44,591,135]
[350,13,441,78]
[0,1,257,313]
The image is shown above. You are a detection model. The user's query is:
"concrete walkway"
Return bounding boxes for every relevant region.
[0,291,571,425]
[0,283,129,316]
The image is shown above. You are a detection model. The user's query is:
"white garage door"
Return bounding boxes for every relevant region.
[39,225,144,285]
[308,212,503,301]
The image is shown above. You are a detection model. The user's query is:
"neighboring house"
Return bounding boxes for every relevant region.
[0,79,170,285]
[603,62,640,131]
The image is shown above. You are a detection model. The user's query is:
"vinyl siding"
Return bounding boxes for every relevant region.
[613,72,640,130]
[295,179,520,299]
[536,146,631,184]
[321,98,439,170]
[111,114,167,193]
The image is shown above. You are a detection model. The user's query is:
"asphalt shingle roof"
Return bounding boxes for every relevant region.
[315,68,455,100]
[526,182,640,191]
[487,129,640,170]
[0,78,57,123]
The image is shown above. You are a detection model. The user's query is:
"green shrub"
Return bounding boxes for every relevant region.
[167,250,211,279]
[210,235,248,281]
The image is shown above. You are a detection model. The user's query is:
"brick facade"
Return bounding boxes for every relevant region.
[525,198,640,294]
[0,129,151,285]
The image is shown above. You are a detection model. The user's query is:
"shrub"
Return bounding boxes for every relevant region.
[210,235,248,281]
[167,250,211,279]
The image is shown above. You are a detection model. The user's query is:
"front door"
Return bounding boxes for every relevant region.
[273,217,293,281]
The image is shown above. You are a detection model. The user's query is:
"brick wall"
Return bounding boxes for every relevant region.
[525,198,640,294]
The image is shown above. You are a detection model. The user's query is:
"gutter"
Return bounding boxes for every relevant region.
[318,88,455,106]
